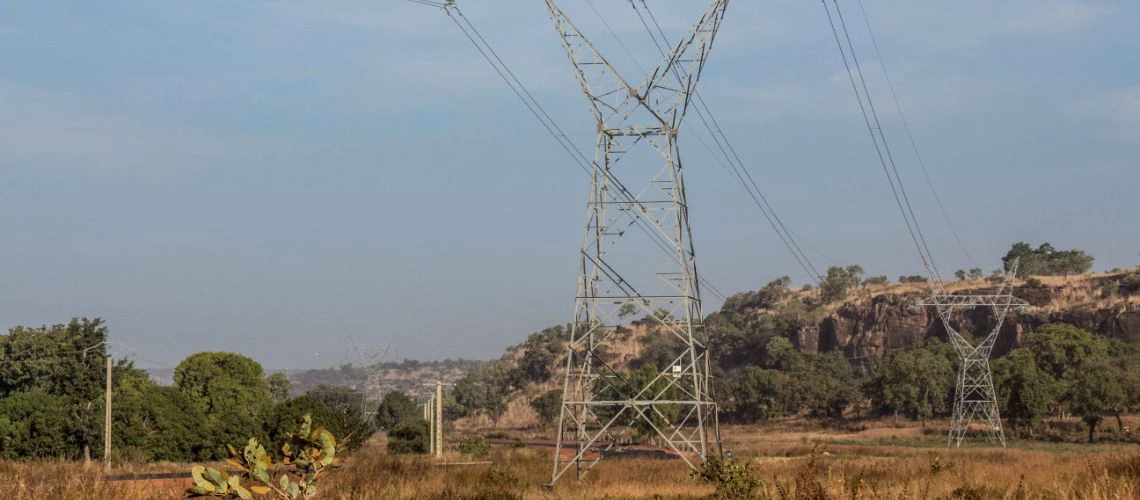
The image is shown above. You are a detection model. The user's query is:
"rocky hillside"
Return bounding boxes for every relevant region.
[717,270,1140,372]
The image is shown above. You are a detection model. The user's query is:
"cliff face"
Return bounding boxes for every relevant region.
[741,272,1140,370]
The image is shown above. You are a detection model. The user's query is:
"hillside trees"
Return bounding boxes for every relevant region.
[820,266,863,303]
[1003,242,1094,277]
[530,389,562,425]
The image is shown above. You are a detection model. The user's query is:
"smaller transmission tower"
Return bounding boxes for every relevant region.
[917,259,1028,447]
[350,338,392,425]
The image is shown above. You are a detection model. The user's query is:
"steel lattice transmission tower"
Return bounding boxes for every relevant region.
[545,0,729,484]
[917,258,1028,447]
[350,339,391,425]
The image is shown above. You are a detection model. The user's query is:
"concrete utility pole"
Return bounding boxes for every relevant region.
[426,397,435,455]
[434,381,443,458]
[103,355,112,472]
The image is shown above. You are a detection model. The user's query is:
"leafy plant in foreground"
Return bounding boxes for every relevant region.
[187,413,342,499]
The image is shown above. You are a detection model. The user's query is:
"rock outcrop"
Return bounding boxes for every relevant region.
[729,272,1140,370]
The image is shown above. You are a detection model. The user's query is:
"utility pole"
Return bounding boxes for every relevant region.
[434,381,443,459]
[425,397,435,455]
[544,0,729,484]
[103,355,112,472]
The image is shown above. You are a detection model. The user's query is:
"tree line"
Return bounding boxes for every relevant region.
[0,319,372,462]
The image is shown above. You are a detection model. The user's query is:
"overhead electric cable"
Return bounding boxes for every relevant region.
[627,0,825,284]
[410,0,730,301]
[820,0,945,286]
[854,0,978,269]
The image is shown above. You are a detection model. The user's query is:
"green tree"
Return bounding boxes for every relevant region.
[113,385,210,462]
[520,344,558,383]
[618,302,638,319]
[0,318,112,460]
[0,391,76,459]
[1068,357,1126,443]
[991,349,1056,433]
[375,391,418,431]
[530,390,562,425]
[763,337,801,371]
[267,395,371,454]
[1003,242,1094,277]
[819,266,862,303]
[954,270,967,281]
[174,352,272,458]
[1023,324,1106,381]
[866,340,955,425]
[968,268,984,280]
[387,418,430,454]
[266,372,292,403]
[1049,250,1095,276]
[726,367,786,422]
[861,276,889,286]
[305,384,362,415]
[794,352,859,419]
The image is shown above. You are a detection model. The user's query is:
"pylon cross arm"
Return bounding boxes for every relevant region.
[544,0,729,129]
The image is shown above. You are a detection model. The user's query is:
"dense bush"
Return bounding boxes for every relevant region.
[387,419,430,454]
[375,391,418,431]
[0,391,76,459]
[457,435,490,456]
[113,385,210,462]
[267,395,372,455]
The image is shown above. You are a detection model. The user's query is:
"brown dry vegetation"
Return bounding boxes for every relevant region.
[4,422,1140,499]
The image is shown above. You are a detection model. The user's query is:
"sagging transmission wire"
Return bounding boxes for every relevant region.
[820,0,945,287]
[407,0,730,302]
[854,0,978,270]
[622,0,825,286]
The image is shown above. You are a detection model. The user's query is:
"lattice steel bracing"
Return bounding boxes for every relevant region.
[350,340,391,425]
[917,259,1029,447]
[545,0,728,485]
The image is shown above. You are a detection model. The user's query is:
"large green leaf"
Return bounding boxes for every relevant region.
[315,429,337,467]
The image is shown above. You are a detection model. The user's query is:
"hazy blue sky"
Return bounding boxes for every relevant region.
[1,1,1137,368]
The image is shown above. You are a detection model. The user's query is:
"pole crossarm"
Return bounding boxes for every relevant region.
[915,295,1030,308]
[545,0,728,486]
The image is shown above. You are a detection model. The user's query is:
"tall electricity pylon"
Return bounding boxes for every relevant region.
[545,0,728,484]
[917,258,1028,447]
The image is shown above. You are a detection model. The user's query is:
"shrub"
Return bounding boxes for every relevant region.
[457,435,490,456]
[267,396,372,455]
[692,455,760,499]
[387,419,429,455]
[187,413,342,499]
[0,391,76,460]
[1122,273,1140,295]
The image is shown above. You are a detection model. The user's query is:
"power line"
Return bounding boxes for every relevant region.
[411,1,730,302]
[820,0,944,286]
[627,0,824,285]
[854,0,978,270]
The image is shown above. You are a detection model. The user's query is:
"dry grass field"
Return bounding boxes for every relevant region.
[3,420,1140,499]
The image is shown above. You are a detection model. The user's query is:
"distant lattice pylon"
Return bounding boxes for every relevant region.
[917,258,1029,447]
